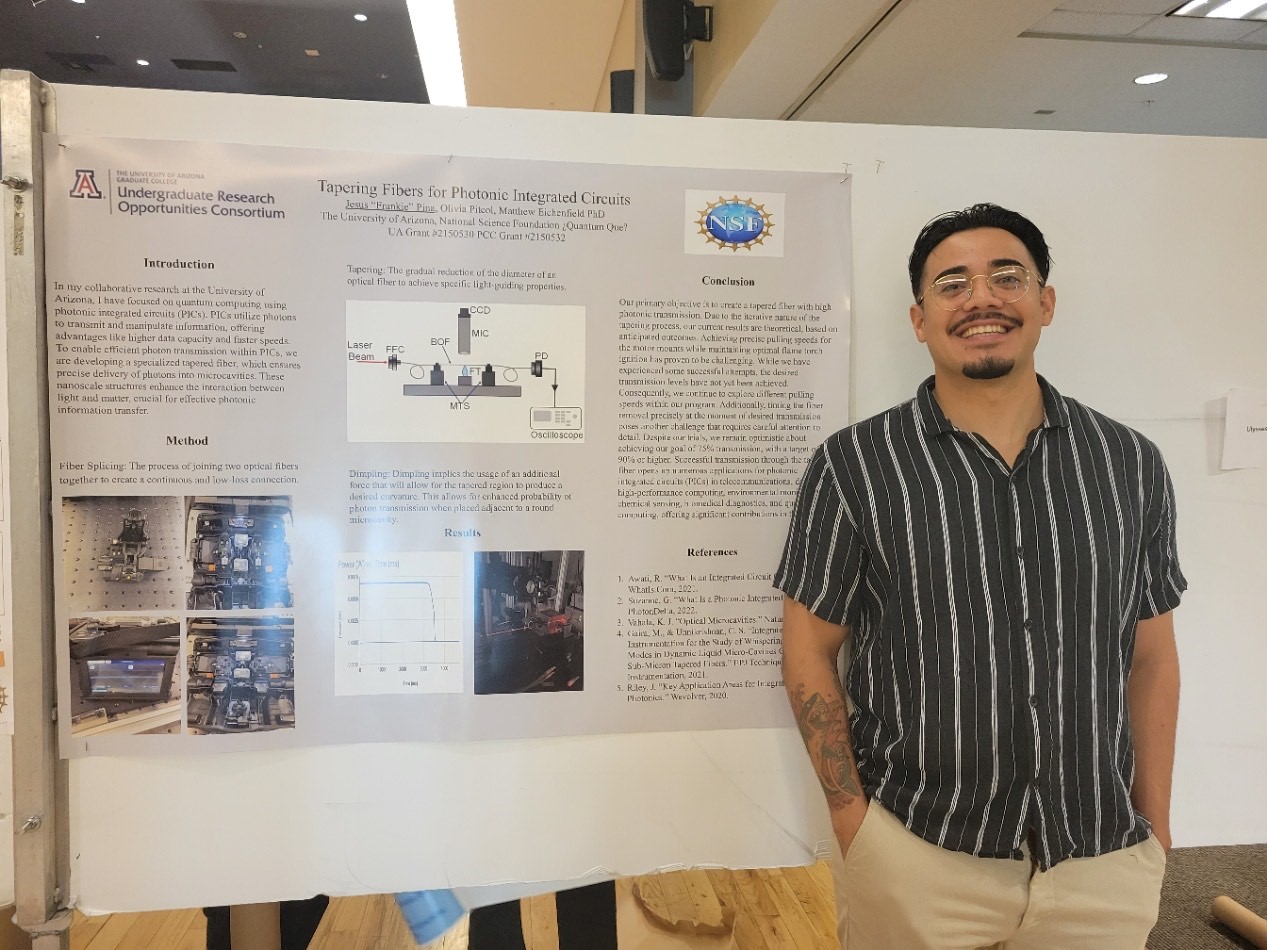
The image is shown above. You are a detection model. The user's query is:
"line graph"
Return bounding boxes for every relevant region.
[334,552,464,696]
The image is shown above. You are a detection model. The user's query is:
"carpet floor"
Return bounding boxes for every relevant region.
[1150,844,1266,949]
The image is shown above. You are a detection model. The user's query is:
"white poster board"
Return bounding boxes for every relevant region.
[40,85,1267,914]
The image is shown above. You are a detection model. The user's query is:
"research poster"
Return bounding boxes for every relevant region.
[43,136,851,756]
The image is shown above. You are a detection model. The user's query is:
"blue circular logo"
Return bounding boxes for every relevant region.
[697,196,773,251]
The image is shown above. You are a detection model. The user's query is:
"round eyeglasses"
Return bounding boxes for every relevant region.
[919,265,1036,311]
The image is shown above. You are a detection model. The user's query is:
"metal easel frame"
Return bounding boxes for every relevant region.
[1,68,70,950]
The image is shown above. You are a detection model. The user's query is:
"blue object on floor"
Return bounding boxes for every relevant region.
[396,889,465,943]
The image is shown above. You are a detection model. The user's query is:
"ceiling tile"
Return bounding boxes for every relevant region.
[1029,10,1154,35]
[1131,15,1267,40]
[1056,0,1176,12]
[792,0,1267,138]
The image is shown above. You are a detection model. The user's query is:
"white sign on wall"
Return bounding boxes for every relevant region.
[1222,388,1267,470]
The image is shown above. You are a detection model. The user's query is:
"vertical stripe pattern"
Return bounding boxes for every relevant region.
[775,376,1186,870]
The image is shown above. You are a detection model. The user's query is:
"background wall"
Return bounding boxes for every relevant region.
[38,83,1267,913]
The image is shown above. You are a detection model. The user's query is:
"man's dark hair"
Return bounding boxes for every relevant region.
[908,203,1052,298]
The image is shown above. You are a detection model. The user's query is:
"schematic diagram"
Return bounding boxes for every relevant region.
[345,301,585,443]
[334,551,465,696]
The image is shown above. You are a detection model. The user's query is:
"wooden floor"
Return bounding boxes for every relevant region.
[67,863,837,950]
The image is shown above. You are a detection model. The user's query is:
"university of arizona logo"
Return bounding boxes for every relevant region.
[69,169,103,199]
[696,195,773,251]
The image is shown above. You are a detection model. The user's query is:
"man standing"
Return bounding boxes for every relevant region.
[776,204,1184,949]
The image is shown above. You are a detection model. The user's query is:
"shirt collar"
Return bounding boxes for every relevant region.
[914,374,1072,437]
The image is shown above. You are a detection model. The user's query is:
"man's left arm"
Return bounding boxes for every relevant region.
[1128,610,1180,851]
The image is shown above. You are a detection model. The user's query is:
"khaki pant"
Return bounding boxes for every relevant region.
[830,801,1166,950]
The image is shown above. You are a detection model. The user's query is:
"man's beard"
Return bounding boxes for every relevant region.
[962,356,1014,380]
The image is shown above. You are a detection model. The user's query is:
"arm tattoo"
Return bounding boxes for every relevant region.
[790,683,861,809]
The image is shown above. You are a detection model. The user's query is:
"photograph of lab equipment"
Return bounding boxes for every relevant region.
[186,496,294,610]
[68,615,182,737]
[62,496,184,611]
[473,550,584,695]
[186,616,295,734]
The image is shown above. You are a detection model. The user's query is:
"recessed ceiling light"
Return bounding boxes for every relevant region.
[71,0,86,4]
[1034,109,1056,115]
[136,59,150,66]
[1171,0,1267,20]
[305,49,320,57]
[234,31,247,39]
[405,0,466,106]
[378,72,388,79]
[1134,72,1168,85]
[1206,0,1267,16]
[354,13,368,21]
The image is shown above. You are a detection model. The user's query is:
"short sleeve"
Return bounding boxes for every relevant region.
[1137,449,1186,619]
[773,442,867,627]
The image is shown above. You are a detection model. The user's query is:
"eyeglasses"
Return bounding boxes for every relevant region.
[918,265,1037,311]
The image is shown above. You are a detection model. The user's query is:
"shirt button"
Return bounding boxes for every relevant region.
[1022,619,1033,631]
[1029,696,1039,707]
[1016,544,1024,556]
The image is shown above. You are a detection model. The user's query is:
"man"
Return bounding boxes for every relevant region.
[776,203,1184,949]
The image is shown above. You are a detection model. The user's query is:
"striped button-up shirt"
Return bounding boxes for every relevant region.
[775,376,1186,869]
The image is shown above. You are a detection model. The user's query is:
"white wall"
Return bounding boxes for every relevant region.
[43,85,1267,913]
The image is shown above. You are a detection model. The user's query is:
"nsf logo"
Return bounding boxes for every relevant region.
[684,190,784,257]
[697,196,773,251]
